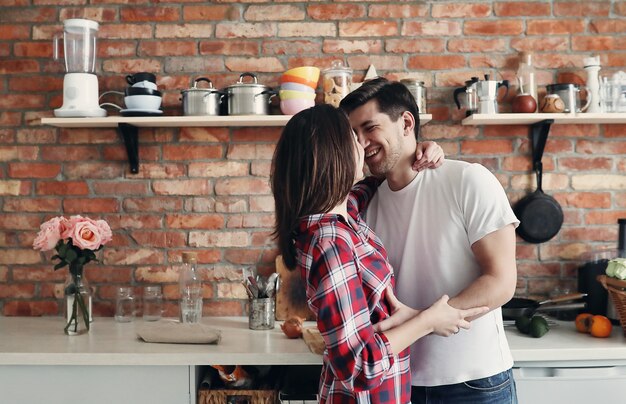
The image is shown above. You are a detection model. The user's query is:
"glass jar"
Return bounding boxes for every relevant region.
[322,60,353,107]
[143,285,163,321]
[115,286,135,323]
[400,79,427,114]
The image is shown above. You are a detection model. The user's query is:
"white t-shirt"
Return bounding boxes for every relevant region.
[365,160,519,387]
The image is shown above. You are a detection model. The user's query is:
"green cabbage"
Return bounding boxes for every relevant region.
[606,257,626,280]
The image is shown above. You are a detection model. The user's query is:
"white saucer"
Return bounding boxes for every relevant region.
[120,109,163,117]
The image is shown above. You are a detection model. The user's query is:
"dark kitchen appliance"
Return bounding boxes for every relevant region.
[577,218,626,320]
[513,121,563,243]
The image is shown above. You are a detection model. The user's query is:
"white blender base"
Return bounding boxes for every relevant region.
[54,73,107,118]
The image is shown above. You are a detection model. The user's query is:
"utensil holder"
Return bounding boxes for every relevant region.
[249,298,275,330]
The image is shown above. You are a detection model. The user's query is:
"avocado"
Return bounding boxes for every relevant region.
[529,316,550,338]
[515,315,532,334]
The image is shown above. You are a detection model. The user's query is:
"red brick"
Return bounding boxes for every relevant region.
[189,162,249,177]
[225,57,284,73]
[407,55,466,70]
[246,5,304,21]
[129,231,187,248]
[153,179,211,196]
[200,41,259,56]
[93,181,149,195]
[13,42,54,58]
[0,180,30,196]
[262,40,320,55]
[163,144,223,160]
[461,139,513,155]
[103,144,160,164]
[511,37,570,52]
[448,38,507,53]
[35,181,88,195]
[227,144,275,160]
[308,4,365,20]
[216,23,277,39]
[0,25,30,40]
[64,162,123,179]
[0,146,39,161]
[139,41,197,57]
[0,112,21,127]
[421,125,479,140]
[0,284,36,299]
[607,53,626,67]
[339,21,398,37]
[464,20,524,36]
[517,262,560,277]
[123,197,183,212]
[604,125,626,138]
[63,198,119,213]
[120,6,180,22]
[0,93,45,110]
[494,2,550,16]
[8,76,63,93]
[105,214,162,231]
[402,21,462,36]
[183,5,238,21]
[0,43,10,57]
[324,39,384,54]
[3,301,59,317]
[227,213,274,229]
[59,7,117,22]
[0,245,40,261]
[554,2,610,17]
[577,140,626,155]
[617,3,626,15]
[553,192,611,209]
[102,59,162,74]
[432,3,492,18]
[99,24,153,39]
[369,4,428,18]
[483,125,528,138]
[549,124,600,138]
[527,19,585,35]
[41,145,100,162]
[573,36,623,51]
[585,211,626,225]
[166,214,224,229]
[560,227,616,242]
[558,157,612,171]
[98,40,137,58]
[589,19,626,34]
[215,178,271,196]
[251,161,271,177]
[386,38,445,53]
[104,248,164,266]
[3,197,62,212]
[8,163,60,178]
[502,156,555,172]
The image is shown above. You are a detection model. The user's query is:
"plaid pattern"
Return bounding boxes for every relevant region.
[295,177,411,403]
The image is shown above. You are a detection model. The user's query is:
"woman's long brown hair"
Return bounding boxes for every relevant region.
[271,104,356,269]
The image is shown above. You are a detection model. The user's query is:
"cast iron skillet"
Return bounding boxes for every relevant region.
[502,293,586,319]
[514,124,563,243]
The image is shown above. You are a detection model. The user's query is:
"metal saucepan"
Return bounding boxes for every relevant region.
[223,72,276,115]
[181,77,223,116]
[502,292,586,319]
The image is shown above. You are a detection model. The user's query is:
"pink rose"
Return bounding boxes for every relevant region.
[70,218,103,250]
[33,217,63,251]
[95,219,113,245]
[60,215,81,239]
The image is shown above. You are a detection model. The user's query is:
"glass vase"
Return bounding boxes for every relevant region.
[64,271,92,335]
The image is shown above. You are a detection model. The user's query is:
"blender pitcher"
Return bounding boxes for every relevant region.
[53,19,106,118]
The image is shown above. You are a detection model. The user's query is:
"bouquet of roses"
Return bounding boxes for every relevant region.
[33,215,112,274]
[33,215,112,334]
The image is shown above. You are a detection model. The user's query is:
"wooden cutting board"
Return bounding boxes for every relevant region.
[302,327,324,355]
[275,255,315,321]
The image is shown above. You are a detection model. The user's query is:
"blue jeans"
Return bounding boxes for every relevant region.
[411,369,517,404]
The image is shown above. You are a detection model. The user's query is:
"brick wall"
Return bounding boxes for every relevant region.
[0,1,625,317]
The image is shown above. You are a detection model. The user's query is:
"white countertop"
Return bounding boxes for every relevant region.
[1,316,625,367]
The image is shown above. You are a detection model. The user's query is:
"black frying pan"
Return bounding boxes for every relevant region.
[514,122,563,243]
[502,292,586,319]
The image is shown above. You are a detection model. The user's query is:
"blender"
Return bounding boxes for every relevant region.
[53,19,106,117]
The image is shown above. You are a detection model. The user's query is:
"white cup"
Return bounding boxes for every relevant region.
[132,80,158,91]
[124,94,162,110]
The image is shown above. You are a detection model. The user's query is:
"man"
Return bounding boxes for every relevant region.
[340,78,519,403]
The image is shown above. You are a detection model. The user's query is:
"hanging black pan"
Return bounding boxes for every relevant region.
[514,121,563,243]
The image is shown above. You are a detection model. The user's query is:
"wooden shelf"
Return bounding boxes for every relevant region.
[41,114,433,128]
[462,113,626,125]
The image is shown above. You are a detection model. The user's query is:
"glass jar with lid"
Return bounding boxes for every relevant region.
[400,79,427,114]
[322,61,353,107]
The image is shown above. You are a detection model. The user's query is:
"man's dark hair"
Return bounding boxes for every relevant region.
[340,77,421,140]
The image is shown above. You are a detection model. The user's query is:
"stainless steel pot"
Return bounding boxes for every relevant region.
[181,77,222,116]
[224,73,276,115]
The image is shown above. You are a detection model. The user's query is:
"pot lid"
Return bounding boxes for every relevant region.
[226,72,270,89]
[181,77,219,93]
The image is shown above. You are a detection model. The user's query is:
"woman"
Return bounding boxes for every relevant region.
[271,105,487,403]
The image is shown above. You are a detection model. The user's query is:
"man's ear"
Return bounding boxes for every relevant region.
[402,111,416,136]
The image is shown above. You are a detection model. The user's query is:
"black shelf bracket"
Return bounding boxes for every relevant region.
[529,119,554,171]
[117,123,140,174]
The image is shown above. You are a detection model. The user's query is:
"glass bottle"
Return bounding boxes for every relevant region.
[115,286,135,323]
[179,252,203,323]
[143,285,163,321]
[64,271,92,335]
[516,52,538,111]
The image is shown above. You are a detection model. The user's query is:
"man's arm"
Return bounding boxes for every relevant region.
[447,223,517,318]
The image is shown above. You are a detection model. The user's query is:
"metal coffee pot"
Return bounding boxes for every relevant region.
[453,77,479,116]
[476,75,509,114]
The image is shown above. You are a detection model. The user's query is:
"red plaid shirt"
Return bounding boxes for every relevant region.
[295,177,411,403]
